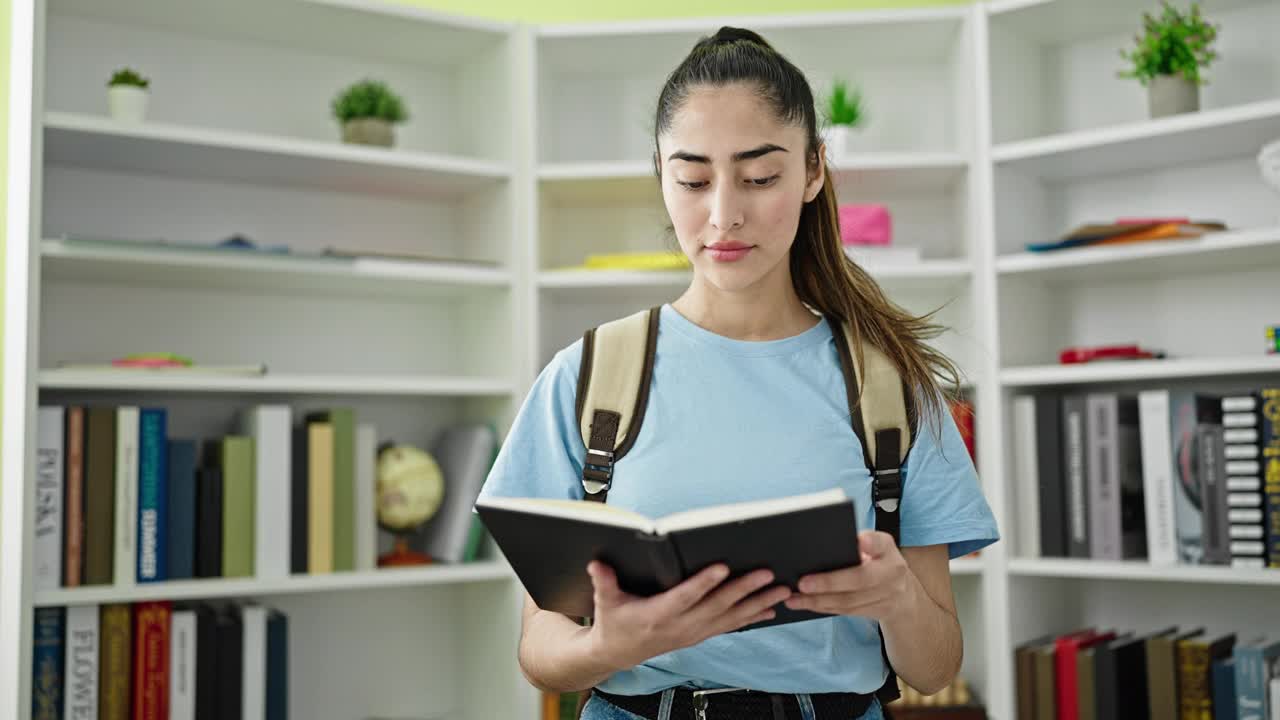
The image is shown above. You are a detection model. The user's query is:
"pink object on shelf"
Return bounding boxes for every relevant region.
[837,204,892,246]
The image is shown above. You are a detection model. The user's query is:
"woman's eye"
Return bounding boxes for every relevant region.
[677,180,708,190]
[748,175,780,187]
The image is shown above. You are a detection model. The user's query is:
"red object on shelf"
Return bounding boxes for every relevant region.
[1058,344,1164,364]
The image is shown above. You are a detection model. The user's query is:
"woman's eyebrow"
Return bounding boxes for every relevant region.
[667,144,788,164]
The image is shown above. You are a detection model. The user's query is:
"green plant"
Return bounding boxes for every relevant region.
[1119,1,1219,86]
[107,68,149,89]
[824,79,865,128]
[331,79,409,124]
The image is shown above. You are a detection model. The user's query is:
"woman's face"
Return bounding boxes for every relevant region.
[657,83,826,294]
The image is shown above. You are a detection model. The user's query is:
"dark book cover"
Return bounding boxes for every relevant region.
[1091,632,1133,720]
[137,408,169,583]
[167,439,198,580]
[193,605,218,720]
[195,466,224,579]
[1211,656,1237,720]
[1113,630,1160,719]
[1062,394,1091,558]
[1115,396,1147,560]
[1035,395,1068,557]
[1197,424,1229,565]
[32,606,65,720]
[476,488,861,631]
[290,425,309,574]
[214,610,244,720]
[84,406,118,585]
[266,610,288,720]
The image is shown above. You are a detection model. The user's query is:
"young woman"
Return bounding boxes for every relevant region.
[476,26,999,720]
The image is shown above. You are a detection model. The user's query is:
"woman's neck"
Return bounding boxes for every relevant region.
[671,272,818,342]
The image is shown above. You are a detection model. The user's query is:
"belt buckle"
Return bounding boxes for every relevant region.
[691,687,747,720]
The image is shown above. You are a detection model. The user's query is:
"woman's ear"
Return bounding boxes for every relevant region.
[652,150,661,179]
[803,144,826,203]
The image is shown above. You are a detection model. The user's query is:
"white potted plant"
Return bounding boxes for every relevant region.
[1118,1,1219,118]
[821,79,866,161]
[331,79,409,148]
[107,68,150,123]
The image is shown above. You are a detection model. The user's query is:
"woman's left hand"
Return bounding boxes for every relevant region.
[783,529,918,623]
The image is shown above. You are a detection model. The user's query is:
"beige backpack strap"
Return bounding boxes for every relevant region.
[575,307,661,502]
[827,316,914,708]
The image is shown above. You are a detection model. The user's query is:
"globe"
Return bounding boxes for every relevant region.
[375,444,445,566]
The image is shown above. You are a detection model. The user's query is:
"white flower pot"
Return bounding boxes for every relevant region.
[1148,74,1199,118]
[823,125,853,161]
[108,85,149,123]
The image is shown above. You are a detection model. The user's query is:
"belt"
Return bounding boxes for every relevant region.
[592,686,875,720]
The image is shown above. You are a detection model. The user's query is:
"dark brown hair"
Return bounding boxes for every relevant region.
[653,26,963,433]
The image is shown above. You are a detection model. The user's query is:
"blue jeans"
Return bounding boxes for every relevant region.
[581,690,885,720]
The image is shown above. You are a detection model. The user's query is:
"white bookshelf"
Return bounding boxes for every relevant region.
[4,0,1280,719]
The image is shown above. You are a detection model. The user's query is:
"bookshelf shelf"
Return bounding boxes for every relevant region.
[32,561,516,608]
[995,225,1280,282]
[41,239,509,298]
[538,261,972,296]
[1007,558,1280,587]
[991,98,1280,181]
[1000,356,1280,387]
[40,238,513,299]
[37,370,518,397]
[43,112,512,200]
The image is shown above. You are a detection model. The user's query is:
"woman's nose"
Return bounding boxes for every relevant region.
[708,185,745,231]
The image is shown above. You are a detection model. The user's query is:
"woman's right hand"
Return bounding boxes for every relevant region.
[583,560,793,673]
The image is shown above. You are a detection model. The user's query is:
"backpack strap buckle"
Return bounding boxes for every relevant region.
[872,466,902,513]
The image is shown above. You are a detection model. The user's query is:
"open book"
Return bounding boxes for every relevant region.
[474,487,861,632]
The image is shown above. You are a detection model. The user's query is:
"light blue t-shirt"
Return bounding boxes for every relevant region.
[476,304,999,696]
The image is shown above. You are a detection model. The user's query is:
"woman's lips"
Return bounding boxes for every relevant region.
[705,243,753,263]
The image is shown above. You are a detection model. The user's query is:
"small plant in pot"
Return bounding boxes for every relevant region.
[1118,1,1219,118]
[332,79,408,148]
[107,68,150,123]
[821,79,866,160]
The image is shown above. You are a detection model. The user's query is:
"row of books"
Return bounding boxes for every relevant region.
[1016,626,1280,720]
[33,403,496,590]
[33,601,287,720]
[1011,387,1279,567]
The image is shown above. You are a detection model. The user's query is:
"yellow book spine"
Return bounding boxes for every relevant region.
[308,423,334,574]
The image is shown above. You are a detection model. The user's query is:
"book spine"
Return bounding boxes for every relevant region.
[331,409,355,572]
[1177,640,1211,720]
[115,407,139,589]
[133,601,172,720]
[99,604,133,720]
[1235,645,1265,719]
[307,423,334,574]
[222,436,256,578]
[1087,394,1119,560]
[1116,397,1146,559]
[84,407,117,586]
[167,439,198,580]
[1223,394,1265,566]
[1198,425,1229,565]
[32,606,66,720]
[1213,657,1237,720]
[1262,388,1280,567]
[290,425,309,574]
[1063,395,1090,558]
[1036,395,1068,558]
[137,408,168,583]
[65,406,85,587]
[35,407,65,591]
[195,467,224,578]
[1013,397,1042,558]
[1139,390,1178,565]
[355,424,377,571]
[64,605,99,720]
[265,611,288,720]
[243,406,291,580]
[242,607,267,720]
[170,610,196,720]
[215,611,244,720]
